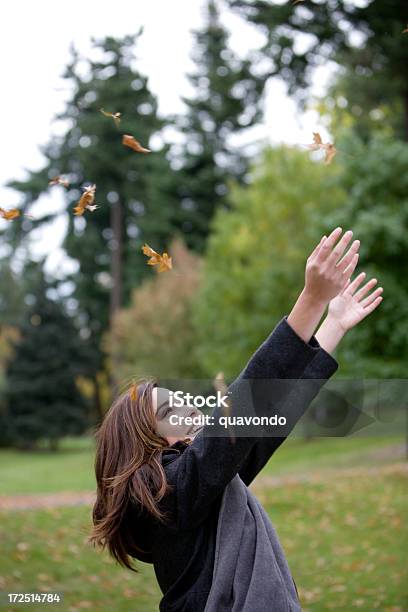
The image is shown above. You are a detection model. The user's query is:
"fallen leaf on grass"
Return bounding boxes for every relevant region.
[100,108,121,127]
[142,244,172,272]
[123,134,151,154]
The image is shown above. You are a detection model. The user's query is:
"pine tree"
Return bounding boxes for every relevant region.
[173,0,266,252]
[6,32,179,399]
[5,274,89,451]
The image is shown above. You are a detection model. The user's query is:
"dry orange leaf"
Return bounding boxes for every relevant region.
[49,176,70,188]
[213,371,231,416]
[292,0,305,4]
[129,384,138,402]
[307,132,337,165]
[73,184,99,216]
[142,244,172,272]
[123,134,151,154]
[324,143,337,165]
[100,108,121,127]
[0,207,21,221]
[403,25,408,33]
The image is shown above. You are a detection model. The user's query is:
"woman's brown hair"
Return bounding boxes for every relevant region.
[88,378,171,571]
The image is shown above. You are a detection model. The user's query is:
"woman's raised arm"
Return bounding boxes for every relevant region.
[161,229,361,529]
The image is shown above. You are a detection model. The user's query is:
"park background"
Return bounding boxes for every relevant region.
[0,0,407,610]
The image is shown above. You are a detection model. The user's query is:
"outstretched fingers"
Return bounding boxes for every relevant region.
[316,227,343,263]
[361,286,384,308]
[341,252,360,284]
[327,230,354,266]
[354,277,378,301]
[336,239,360,273]
[362,295,383,316]
[344,271,366,295]
[309,234,327,261]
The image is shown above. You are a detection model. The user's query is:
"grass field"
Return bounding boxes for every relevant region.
[0,435,407,611]
[0,434,405,495]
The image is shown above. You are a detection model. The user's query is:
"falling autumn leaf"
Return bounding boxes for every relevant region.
[142,244,172,272]
[292,0,305,4]
[324,143,337,165]
[123,134,151,154]
[308,132,323,150]
[0,207,21,221]
[213,372,231,416]
[73,184,99,216]
[100,108,121,127]
[306,132,337,165]
[403,25,408,33]
[129,383,138,402]
[49,176,70,188]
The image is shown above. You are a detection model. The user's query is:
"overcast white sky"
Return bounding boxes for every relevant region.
[0,0,332,275]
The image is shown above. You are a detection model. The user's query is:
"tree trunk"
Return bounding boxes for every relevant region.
[110,200,123,321]
[109,199,123,395]
[404,90,408,143]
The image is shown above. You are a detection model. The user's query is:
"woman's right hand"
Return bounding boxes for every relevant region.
[304,227,360,305]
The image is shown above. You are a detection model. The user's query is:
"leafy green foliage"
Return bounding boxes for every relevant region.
[7,33,177,381]
[107,238,205,382]
[228,0,408,140]
[193,146,343,377]
[323,133,408,376]
[173,0,267,252]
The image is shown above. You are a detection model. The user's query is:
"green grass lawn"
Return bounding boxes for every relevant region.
[0,436,404,495]
[0,436,406,611]
[0,463,406,611]
[0,434,405,495]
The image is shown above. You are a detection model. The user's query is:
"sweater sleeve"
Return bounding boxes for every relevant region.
[161,316,331,530]
[237,346,338,486]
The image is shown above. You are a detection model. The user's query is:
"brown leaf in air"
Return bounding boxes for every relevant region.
[403,25,408,33]
[49,176,70,188]
[73,184,99,216]
[307,132,323,150]
[292,0,305,4]
[0,207,21,221]
[213,372,231,416]
[129,384,138,402]
[324,143,337,165]
[123,134,151,154]
[142,244,173,272]
[306,132,337,165]
[100,108,121,128]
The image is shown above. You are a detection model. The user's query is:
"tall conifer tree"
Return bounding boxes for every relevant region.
[5,274,89,450]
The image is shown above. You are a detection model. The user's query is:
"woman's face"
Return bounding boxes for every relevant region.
[152,387,204,446]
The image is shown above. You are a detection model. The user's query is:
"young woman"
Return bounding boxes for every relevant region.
[89,227,383,611]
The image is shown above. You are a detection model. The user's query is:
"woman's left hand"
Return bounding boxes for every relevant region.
[327,272,384,332]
